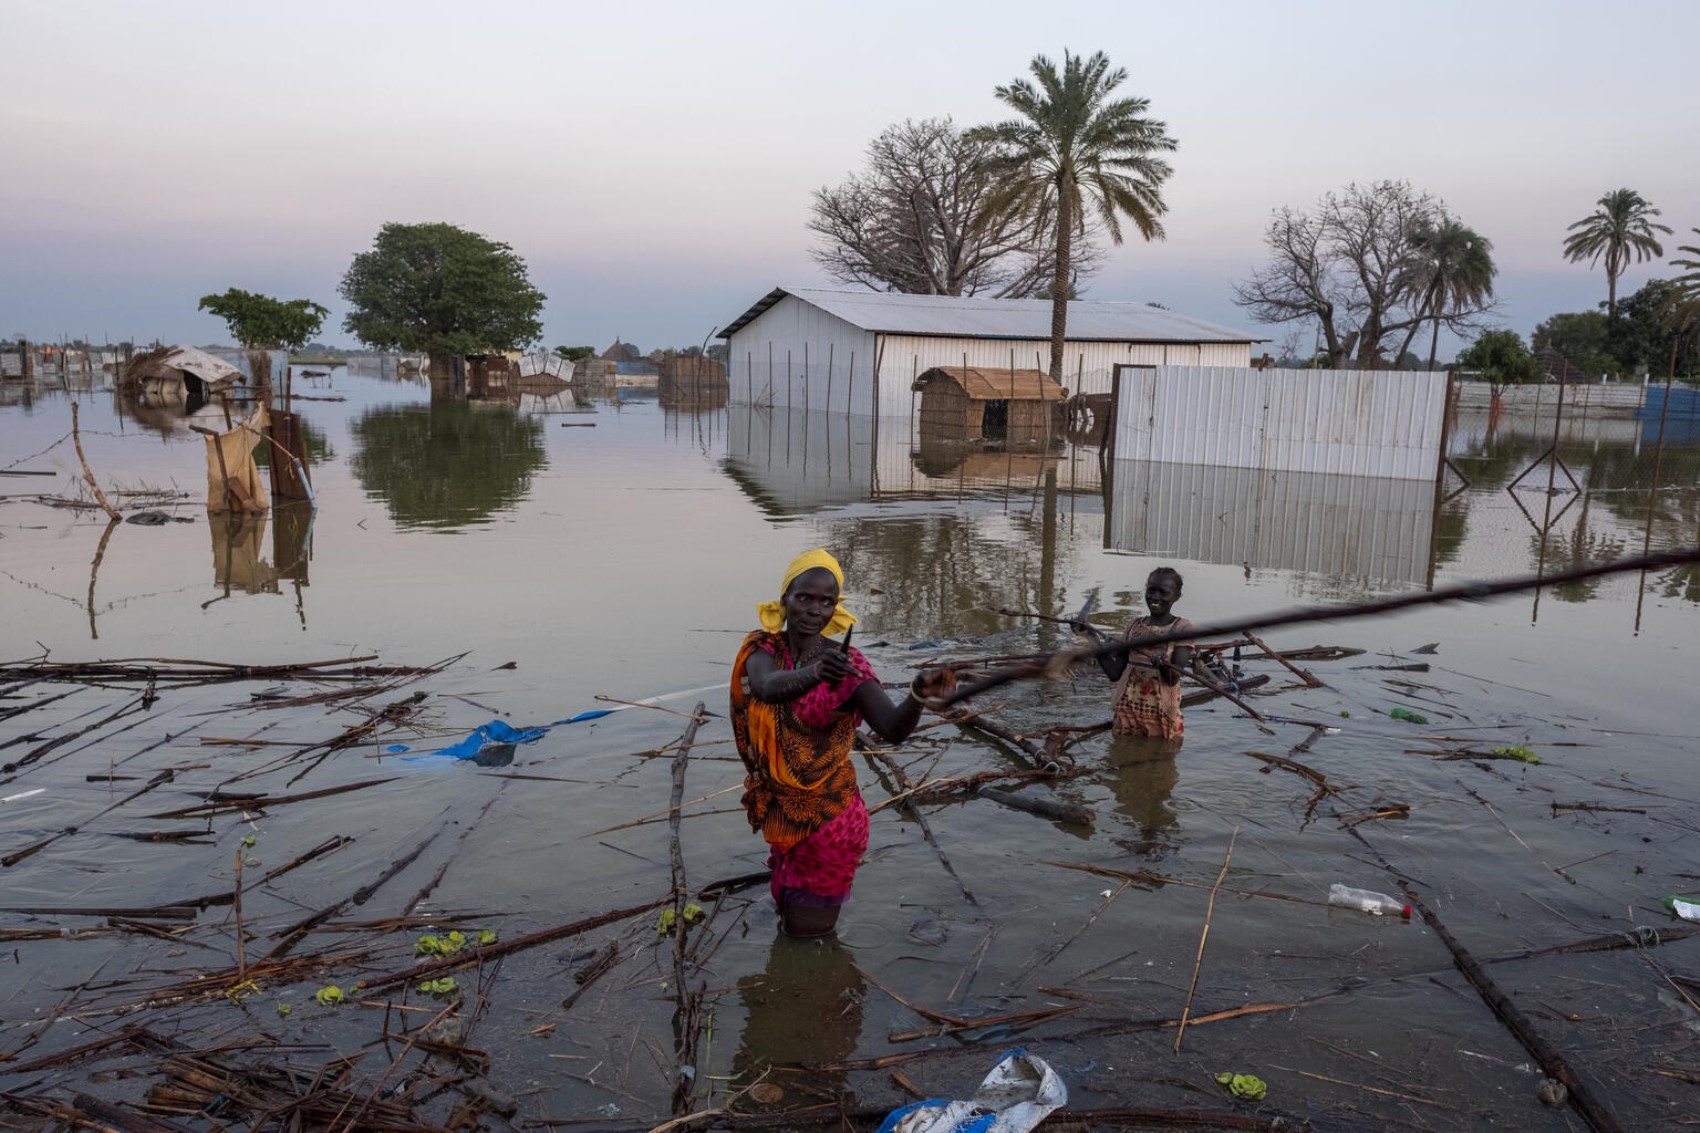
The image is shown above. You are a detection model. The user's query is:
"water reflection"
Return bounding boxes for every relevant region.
[349,403,546,529]
[1445,409,1700,617]
[1107,461,1436,596]
[724,406,1103,516]
[1104,740,1181,857]
[206,512,276,600]
[201,497,314,621]
[732,934,864,1108]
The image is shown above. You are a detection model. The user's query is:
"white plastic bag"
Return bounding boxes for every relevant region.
[875,1050,1066,1133]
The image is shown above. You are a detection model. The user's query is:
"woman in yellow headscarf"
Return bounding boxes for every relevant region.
[731,549,954,936]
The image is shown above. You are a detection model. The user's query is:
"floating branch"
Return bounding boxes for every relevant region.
[944,548,1700,706]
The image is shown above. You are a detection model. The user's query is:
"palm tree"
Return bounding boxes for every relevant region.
[1673,228,1700,305]
[1562,189,1672,319]
[1394,218,1496,369]
[1662,228,1700,378]
[969,50,1177,385]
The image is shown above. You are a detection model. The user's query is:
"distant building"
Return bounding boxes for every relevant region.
[717,287,1261,417]
[601,339,643,362]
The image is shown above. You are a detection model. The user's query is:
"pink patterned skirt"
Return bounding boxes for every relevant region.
[769,793,870,910]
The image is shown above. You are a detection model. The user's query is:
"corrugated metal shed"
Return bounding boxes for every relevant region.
[720,288,1261,418]
[721,287,1259,344]
[1115,366,1451,482]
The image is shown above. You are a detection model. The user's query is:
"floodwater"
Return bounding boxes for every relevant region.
[2,366,1699,1130]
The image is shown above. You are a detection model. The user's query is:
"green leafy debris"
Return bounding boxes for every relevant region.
[314,985,346,1006]
[1491,745,1541,764]
[655,904,707,935]
[415,928,496,957]
[418,976,459,997]
[241,835,257,847]
[1214,1072,1268,1102]
[276,1002,292,1017]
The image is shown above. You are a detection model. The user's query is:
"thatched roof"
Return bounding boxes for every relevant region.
[913,366,1067,401]
[122,346,244,389]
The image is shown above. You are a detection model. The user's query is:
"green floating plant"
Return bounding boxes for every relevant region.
[314,985,346,1006]
[655,904,707,935]
[418,976,459,997]
[1491,745,1541,763]
[1214,1072,1267,1102]
[415,928,498,957]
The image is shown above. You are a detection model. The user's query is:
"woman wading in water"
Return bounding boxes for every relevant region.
[730,550,954,937]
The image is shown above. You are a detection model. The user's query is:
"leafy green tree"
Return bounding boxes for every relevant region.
[1531,310,1615,376]
[1456,329,1542,390]
[349,403,546,529]
[968,50,1177,384]
[1613,279,1700,378]
[1395,219,1496,368]
[554,345,596,362]
[1562,188,1672,319]
[339,223,545,381]
[197,289,328,351]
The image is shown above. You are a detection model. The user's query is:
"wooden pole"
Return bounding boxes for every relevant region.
[70,403,119,521]
[1174,828,1238,1052]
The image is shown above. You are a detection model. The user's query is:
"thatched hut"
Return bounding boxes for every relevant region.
[121,346,244,407]
[913,366,1066,442]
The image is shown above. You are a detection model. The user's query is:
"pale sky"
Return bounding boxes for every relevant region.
[3,0,1696,357]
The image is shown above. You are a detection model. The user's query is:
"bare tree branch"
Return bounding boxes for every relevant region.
[808,118,1099,298]
[1233,181,1494,368]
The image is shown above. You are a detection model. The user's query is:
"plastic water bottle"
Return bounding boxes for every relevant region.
[1328,883,1411,918]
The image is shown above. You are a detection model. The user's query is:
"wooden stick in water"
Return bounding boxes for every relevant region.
[1175,826,1239,1053]
[1244,631,1324,688]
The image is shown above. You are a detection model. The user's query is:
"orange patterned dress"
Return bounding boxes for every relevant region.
[731,632,876,908]
[1111,616,1193,740]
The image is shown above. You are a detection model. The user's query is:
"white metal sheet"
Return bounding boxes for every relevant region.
[1115,366,1449,482]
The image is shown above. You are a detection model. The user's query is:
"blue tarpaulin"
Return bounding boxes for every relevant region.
[386,710,614,760]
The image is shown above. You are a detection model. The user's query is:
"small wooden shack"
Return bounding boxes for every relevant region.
[913,366,1066,442]
[659,355,728,409]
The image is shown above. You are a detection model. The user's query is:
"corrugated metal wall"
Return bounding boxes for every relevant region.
[726,295,879,416]
[1116,366,1449,481]
[726,295,1252,419]
[1107,460,1434,589]
[876,337,1249,417]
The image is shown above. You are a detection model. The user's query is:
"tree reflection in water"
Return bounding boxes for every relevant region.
[350,403,545,529]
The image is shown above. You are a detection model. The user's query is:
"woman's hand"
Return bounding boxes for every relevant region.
[910,668,957,708]
[812,647,852,686]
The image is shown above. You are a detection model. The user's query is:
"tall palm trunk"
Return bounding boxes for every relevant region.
[1427,316,1442,371]
[1048,181,1072,386]
[1392,275,1441,366]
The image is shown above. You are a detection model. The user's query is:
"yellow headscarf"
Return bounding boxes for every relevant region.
[757,548,857,637]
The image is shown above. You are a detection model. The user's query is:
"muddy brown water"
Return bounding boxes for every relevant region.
[2,368,1698,1129]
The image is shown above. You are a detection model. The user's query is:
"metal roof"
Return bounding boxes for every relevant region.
[719,286,1262,344]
